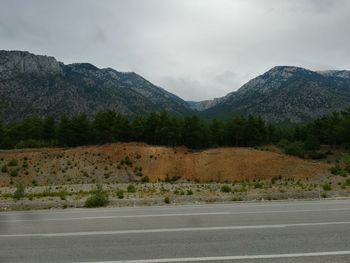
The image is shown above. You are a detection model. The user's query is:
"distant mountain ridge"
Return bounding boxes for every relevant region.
[1,50,350,124]
[0,50,192,121]
[199,66,350,124]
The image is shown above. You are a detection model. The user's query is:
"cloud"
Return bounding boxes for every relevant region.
[0,0,349,100]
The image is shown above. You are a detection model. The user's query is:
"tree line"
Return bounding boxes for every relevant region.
[0,111,280,149]
[0,110,350,151]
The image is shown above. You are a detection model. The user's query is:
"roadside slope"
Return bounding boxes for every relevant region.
[0,143,329,186]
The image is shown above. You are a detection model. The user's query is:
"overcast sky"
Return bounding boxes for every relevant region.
[1,0,349,101]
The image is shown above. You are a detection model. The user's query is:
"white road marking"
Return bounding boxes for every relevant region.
[77,250,350,262]
[3,199,349,217]
[3,208,350,223]
[2,221,350,238]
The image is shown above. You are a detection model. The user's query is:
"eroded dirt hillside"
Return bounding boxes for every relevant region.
[0,143,330,186]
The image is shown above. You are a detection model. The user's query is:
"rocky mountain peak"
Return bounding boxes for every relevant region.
[0,50,192,121]
[0,50,63,78]
[201,66,350,124]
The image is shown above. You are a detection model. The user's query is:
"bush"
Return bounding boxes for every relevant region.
[10,169,18,177]
[84,185,109,208]
[221,185,232,193]
[322,183,332,191]
[1,165,8,173]
[345,179,350,187]
[340,154,350,173]
[254,182,263,189]
[127,184,137,193]
[141,176,150,183]
[186,189,193,195]
[116,189,124,199]
[308,151,327,160]
[124,156,132,166]
[8,159,18,167]
[280,141,305,158]
[15,139,49,149]
[329,166,342,175]
[303,135,320,151]
[13,184,25,200]
[164,196,170,204]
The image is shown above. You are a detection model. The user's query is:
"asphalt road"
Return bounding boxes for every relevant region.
[1,199,350,263]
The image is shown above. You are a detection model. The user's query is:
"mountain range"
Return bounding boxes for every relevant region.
[1,50,350,124]
[0,50,191,121]
[199,66,350,124]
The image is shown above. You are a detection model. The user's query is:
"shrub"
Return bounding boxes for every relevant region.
[124,156,132,166]
[308,151,327,160]
[15,139,49,149]
[283,142,305,158]
[22,162,29,169]
[164,196,170,204]
[84,185,109,208]
[329,166,342,175]
[322,183,332,191]
[186,189,193,195]
[254,182,263,189]
[303,135,320,151]
[221,185,232,193]
[8,159,18,167]
[10,169,18,177]
[135,171,143,177]
[1,165,8,173]
[127,184,137,193]
[13,184,25,200]
[141,176,150,183]
[279,140,305,158]
[340,154,350,173]
[116,189,124,199]
[345,179,350,187]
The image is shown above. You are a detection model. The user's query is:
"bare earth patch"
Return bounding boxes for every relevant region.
[0,143,329,187]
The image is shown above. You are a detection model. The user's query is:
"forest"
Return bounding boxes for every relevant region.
[0,110,350,156]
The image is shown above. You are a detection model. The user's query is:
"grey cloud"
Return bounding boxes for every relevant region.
[0,0,349,100]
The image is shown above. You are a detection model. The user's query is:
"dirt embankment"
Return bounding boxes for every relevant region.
[0,143,330,187]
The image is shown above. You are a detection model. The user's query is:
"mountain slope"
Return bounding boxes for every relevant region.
[201,66,350,124]
[0,50,192,121]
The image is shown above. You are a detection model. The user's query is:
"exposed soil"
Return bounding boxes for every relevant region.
[0,143,330,187]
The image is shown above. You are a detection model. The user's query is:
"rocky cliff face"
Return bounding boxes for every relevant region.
[0,50,192,121]
[0,51,63,78]
[201,66,350,124]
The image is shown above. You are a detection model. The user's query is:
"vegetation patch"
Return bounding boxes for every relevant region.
[84,185,109,208]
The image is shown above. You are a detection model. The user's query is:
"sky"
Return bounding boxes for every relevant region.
[0,0,350,101]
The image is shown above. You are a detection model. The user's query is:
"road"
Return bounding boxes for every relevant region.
[1,199,350,262]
